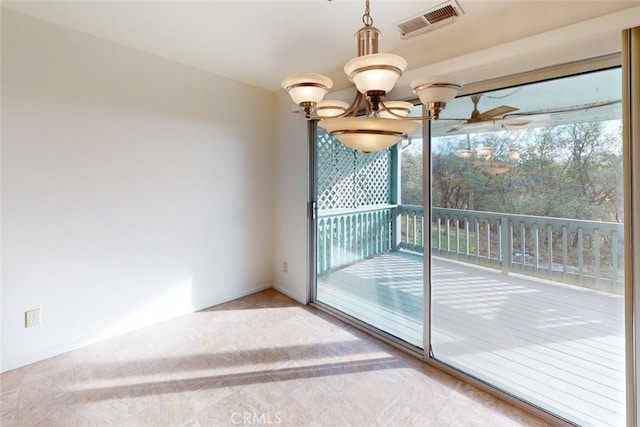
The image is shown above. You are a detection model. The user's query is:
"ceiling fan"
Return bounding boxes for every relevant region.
[444,94,531,133]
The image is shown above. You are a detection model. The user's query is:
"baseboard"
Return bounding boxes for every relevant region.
[198,283,272,309]
[272,283,307,305]
[0,283,273,373]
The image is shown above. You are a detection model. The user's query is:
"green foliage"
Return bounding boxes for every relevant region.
[405,121,623,222]
[401,149,423,205]
[431,227,477,255]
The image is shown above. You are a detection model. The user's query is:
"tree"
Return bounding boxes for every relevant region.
[401,149,422,206]
[426,120,623,222]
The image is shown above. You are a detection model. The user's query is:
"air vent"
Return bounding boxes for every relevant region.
[396,0,464,39]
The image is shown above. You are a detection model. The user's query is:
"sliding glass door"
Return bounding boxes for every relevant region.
[314,110,425,348]
[309,62,630,426]
[429,67,626,426]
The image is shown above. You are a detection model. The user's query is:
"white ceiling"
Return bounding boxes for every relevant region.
[430,67,622,136]
[3,0,639,92]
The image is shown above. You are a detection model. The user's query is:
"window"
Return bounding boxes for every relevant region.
[429,67,625,426]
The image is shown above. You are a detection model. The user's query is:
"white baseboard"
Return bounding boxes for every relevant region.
[272,283,308,305]
[0,283,273,373]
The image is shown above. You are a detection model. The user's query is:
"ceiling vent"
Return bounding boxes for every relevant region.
[396,0,464,39]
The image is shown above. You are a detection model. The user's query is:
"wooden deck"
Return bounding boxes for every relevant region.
[317,251,625,427]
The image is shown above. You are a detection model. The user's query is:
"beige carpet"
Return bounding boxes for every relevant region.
[0,289,549,426]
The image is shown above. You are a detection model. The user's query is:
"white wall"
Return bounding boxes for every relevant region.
[272,93,309,304]
[0,10,274,372]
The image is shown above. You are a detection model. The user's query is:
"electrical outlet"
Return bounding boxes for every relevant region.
[25,308,40,328]
[282,261,288,273]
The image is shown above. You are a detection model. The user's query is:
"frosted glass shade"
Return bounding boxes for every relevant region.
[344,54,407,94]
[378,101,414,119]
[316,100,349,118]
[319,117,420,152]
[478,146,493,157]
[411,76,463,105]
[281,73,333,105]
[456,148,473,158]
[486,166,510,175]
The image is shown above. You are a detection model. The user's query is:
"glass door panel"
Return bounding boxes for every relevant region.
[429,68,625,426]
[315,111,424,348]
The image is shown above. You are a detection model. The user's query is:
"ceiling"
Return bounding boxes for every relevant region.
[430,67,622,136]
[3,0,639,92]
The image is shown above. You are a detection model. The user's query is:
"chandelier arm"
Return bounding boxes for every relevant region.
[343,91,365,117]
[378,100,435,121]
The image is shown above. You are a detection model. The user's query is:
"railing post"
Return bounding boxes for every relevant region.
[465,217,470,257]
[455,217,460,255]
[577,227,584,285]
[391,206,401,251]
[446,216,451,253]
[475,220,480,260]
[390,145,401,252]
[328,217,334,271]
[533,224,539,274]
[612,230,619,288]
[500,216,510,275]
[594,228,601,286]
[390,144,400,205]
[485,219,491,262]
[520,222,526,270]
[319,219,326,274]
[437,216,442,251]
[562,225,568,281]
[547,225,553,277]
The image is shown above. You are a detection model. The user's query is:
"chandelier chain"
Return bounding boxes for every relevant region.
[362,0,373,26]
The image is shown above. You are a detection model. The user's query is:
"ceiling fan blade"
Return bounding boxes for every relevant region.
[494,118,531,126]
[510,113,551,125]
[446,123,467,133]
[446,120,501,133]
[480,105,518,118]
[498,113,551,128]
[445,112,551,135]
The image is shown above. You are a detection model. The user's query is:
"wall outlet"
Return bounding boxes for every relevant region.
[25,308,40,328]
[282,261,288,273]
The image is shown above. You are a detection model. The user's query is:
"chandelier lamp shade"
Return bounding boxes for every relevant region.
[320,117,421,153]
[315,100,350,118]
[344,53,407,94]
[281,74,334,111]
[281,0,463,152]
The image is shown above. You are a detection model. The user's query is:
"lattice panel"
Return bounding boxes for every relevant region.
[317,129,391,210]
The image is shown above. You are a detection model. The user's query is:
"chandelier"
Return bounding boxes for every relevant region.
[456,146,521,174]
[281,0,463,153]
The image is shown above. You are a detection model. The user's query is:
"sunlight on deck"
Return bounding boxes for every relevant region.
[317,251,625,426]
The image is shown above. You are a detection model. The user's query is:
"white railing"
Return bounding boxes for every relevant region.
[428,207,623,292]
[317,205,393,275]
[317,205,624,292]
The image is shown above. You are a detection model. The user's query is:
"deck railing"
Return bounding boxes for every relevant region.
[317,205,393,274]
[317,205,624,292]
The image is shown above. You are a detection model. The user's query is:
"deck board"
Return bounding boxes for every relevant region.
[317,251,625,427]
